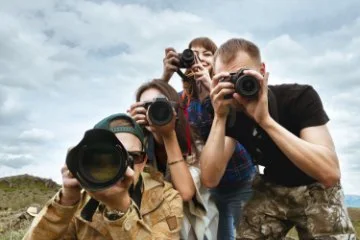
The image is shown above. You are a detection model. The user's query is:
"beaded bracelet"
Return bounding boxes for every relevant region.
[168,159,185,166]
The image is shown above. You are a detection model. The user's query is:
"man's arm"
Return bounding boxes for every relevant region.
[200,72,237,188]
[200,115,236,188]
[261,118,340,187]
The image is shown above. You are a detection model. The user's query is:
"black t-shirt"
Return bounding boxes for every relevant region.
[225,84,329,186]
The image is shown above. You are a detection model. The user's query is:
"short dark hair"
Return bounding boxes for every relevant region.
[214,38,261,67]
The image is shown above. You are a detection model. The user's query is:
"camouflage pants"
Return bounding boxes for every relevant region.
[236,175,357,240]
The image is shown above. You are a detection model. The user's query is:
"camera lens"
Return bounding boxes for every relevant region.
[148,101,173,126]
[80,145,121,183]
[179,49,195,68]
[236,75,260,98]
[66,129,130,191]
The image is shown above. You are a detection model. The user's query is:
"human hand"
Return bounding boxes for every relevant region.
[210,72,235,118]
[162,47,179,81]
[191,54,211,93]
[60,164,81,206]
[127,102,148,126]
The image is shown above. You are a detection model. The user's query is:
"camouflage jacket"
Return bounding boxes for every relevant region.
[23,172,183,240]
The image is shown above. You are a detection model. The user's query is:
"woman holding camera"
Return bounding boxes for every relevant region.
[161,37,257,240]
[128,79,218,240]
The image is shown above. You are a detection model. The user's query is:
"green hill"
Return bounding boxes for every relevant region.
[0,174,61,239]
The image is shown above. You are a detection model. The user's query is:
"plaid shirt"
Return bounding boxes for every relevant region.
[180,93,256,187]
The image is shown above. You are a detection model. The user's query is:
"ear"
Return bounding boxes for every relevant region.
[260,62,266,76]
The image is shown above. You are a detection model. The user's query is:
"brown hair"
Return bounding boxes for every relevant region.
[188,37,217,55]
[214,38,261,67]
[135,79,200,161]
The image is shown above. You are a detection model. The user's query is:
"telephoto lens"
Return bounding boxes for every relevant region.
[66,129,131,191]
[145,97,174,126]
[231,69,260,98]
[178,49,195,68]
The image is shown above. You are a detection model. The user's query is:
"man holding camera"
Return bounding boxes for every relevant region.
[24,114,183,240]
[200,38,356,239]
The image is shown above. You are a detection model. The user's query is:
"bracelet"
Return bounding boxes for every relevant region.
[168,159,185,166]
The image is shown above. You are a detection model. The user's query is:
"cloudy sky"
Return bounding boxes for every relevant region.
[0,0,359,195]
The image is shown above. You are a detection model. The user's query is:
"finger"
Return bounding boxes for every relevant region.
[130,102,145,111]
[165,47,176,55]
[63,178,81,188]
[133,115,147,125]
[165,64,178,72]
[211,72,230,89]
[215,88,235,99]
[132,114,147,121]
[165,56,180,65]
[166,51,178,59]
[261,72,270,95]
[191,63,205,71]
[193,71,209,79]
[129,106,147,117]
[233,93,250,107]
[211,82,234,95]
[213,93,234,106]
[61,165,68,174]
[122,167,135,189]
[134,107,147,115]
[136,119,147,125]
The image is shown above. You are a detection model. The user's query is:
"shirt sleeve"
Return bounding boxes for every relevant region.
[22,190,79,240]
[291,85,329,130]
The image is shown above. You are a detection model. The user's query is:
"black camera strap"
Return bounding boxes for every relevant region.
[176,69,192,82]
[80,198,99,222]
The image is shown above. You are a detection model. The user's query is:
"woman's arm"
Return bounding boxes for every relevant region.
[161,130,196,202]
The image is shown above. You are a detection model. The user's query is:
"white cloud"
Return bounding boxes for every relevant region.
[0,0,359,196]
[18,128,54,142]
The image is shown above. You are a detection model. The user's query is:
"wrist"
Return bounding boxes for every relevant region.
[162,71,173,82]
[258,115,275,130]
[60,189,80,206]
[214,114,228,124]
[161,129,176,140]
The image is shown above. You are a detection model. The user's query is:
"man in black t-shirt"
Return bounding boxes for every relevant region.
[200,38,356,239]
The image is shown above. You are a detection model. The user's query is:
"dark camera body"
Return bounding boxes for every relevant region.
[66,129,132,191]
[178,49,195,69]
[224,69,260,99]
[144,97,174,126]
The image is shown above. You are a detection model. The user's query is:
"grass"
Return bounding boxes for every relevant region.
[0,174,60,239]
